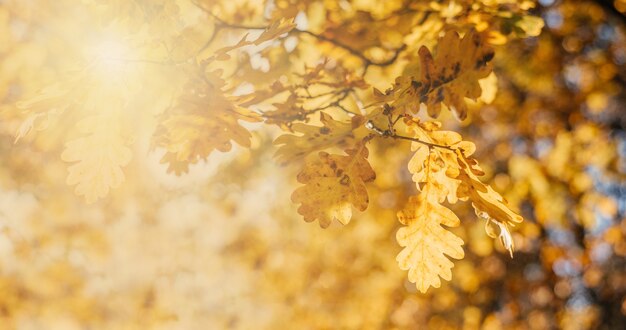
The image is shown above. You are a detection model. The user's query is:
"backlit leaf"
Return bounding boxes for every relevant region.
[291,141,375,228]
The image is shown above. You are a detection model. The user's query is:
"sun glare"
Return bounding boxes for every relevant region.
[87,34,138,82]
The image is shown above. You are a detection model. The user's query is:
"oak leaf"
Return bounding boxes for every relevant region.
[152,71,260,174]
[397,192,465,293]
[398,128,466,292]
[61,116,132,203]
[254,18,297,45]
[397,119,523,289]
[214,18,295,60]
[291,142,375,228]
[15,75,89,142]
[274,112,367,165]
[393,30,494,119]
[456,155,523,257]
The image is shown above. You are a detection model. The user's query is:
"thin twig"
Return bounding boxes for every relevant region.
[365,120,454,150]
[191,1,406,68]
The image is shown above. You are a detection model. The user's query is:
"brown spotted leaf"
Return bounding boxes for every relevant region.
[393,30,494,120]
[291,142,375,228]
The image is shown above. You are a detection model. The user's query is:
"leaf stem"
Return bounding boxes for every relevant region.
[365,120,454,151]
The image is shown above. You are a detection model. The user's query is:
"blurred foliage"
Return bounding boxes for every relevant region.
[0,0,625,329]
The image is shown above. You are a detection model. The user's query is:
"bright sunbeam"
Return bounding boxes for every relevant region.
[87,34,138,82]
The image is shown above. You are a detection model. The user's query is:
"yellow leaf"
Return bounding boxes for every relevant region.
[402,118,522,260]
[478,72,498,104]
[15,75,88,141]
[397,188,464,293]
[274,112,367,165]
[14,112,47,143]
[397,123,470,292]
[213,18,296,61]
[457,157,523,228]
[254,18,297,45]
[392,29,494,119]
[515,16,544,38]
[483,216,515,258]
[456,154,522,257]
[152,71,259,174]
[406,120,462,204]
[291,142,375,228]
[61,116,132,203]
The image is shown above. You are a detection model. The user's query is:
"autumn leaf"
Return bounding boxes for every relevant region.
[273,112,367,165]
[456,156,523,228]
[213,17,296,60]
[61,116,132,203]
[406,120,463,204]
[14,75,89,142]
[291,141,375,228]
[456,153,523,257]
[262,93,304,128]
[392,29,494,119]
[509,15,545,38]
[397,151,465,293]
[152,71,260,174]
[254,18,297,45]
[402,118,523,259]
[159,152,191,176]
[397,120,467,292]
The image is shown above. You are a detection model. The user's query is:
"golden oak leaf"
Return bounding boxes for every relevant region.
[273,112,367,165]
[239,81,288,109]
[15,81,71,113]
[15,75,89,142]
[291,142,375,228]
[61,116,132,203]
[456,154,523,258]
[214,34,251,61]
[213,18,295,60]
[406,120,463,204]
[159,152,190,175]
[482,212,516,258]
[153,72,260,174]
[396,192,465,293]
[402,118,522,261]
[392,29,494,119]
[453,141,523,231]
[397,125,467,293]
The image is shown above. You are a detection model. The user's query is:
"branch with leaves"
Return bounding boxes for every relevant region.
[10,0,545,294]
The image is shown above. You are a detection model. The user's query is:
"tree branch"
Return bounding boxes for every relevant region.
[295,30,406,68]
[365,120,454,151]
[191,1,406,68]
